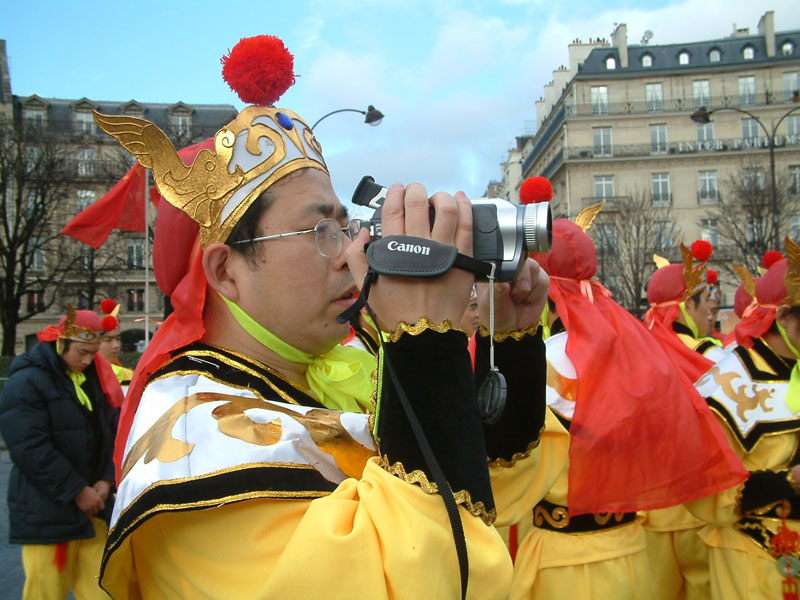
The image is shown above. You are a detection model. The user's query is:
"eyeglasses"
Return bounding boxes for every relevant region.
[230,218,363,258]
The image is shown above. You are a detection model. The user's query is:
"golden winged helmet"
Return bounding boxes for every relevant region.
[784,236,800,306]
[92,107,328,247]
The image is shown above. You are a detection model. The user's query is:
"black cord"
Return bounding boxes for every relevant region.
[364,304,469,600]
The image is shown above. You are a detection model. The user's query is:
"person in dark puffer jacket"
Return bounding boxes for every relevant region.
[0,305,122,599]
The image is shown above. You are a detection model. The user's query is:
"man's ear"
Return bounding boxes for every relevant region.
[776,304,791,327]
[203,243,241,302]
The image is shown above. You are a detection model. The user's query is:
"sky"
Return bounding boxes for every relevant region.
[2,0,800,215]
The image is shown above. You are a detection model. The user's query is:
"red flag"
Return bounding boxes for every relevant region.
[61,164,149,249]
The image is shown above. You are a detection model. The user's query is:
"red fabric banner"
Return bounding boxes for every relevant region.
[61,164,149,249]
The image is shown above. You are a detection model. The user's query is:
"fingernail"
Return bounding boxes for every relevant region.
[520,279,531,292]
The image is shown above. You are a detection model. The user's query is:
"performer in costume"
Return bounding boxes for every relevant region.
[707,270,725,342]
[722,252,782,347]
[507,202,745,599]
[688,237,800,599]
[97,299,133,391]
[93,35,565,599]
[0,307,123,600]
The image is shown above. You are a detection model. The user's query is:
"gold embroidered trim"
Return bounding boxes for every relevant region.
[388,318,458,343]
[478,323,541,342]
[489,432,543,469]
[380,455,496,525]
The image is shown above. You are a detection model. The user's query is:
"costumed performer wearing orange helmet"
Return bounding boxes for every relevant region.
[506,196,744,599]
[96,298,134,392]
[0,306,123,599]
[687,237,800,599]
[92,35,564,599]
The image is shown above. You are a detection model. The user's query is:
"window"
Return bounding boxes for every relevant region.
[77,148,95,177]
[25,146,42,172]
[24,108,44,128]
[28,239,45,271]
[738,76,756,105]
[679,51,690,65]
[642,54,653,68]
[606,56,616,70]
[784,42,795,56]
[25,189,41,218]
[789,116,800,138]
[652,173,671,205]
[744,167,764,190]
[699,170,718,203]
[792,216,800,241]
[784,72,799,103]
[78,244,92,271]
[171,114,190,136]
[742,118,761,142]
[591,86,609,114]
[26,291,45,313]
[127,289,145,312]
[594,175,615,199]
[74,111,94,134]
[697,122,715,145]
[693,80,710,107]
[77,291,89,310]
[650,124,668,154]
[654,221,673,249]
[743,46,754,60]
[593,127,613,157]
[646,83,663,112]
[76,190,95,211]
[709,49,721,63]
[699,218,719,247]
[127,238,144,268]
[789,165,800,195]
[595,223,617,255]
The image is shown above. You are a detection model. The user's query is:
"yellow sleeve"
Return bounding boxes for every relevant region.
[489,409,570,527]
[109,458,512,600]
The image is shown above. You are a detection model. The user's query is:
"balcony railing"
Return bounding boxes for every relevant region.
[652,193,672,206]
[17,118,225,143]
[697,191,720,205]
[581,195,631,210]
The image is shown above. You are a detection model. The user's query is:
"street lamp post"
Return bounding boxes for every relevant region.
[690,104,800,250]
[311,105,384,132]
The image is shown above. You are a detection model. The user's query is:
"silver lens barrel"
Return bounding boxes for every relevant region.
[523,202,552,253]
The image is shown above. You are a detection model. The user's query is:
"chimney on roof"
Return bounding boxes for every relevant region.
[758,11,775,57]
[611,23,628,68]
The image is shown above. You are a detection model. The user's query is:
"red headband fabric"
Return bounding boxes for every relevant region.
[734,259,788,347]
[531,220,745,514]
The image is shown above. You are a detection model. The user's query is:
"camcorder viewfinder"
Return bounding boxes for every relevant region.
[351,176,552,281]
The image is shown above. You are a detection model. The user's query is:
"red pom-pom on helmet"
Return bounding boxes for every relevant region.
[221,35,296,106]
[762,250,783,268]
[691,239,713,262]
[707,269,719,285]
[101,315,118,332]
[519,177,553,205]
[100,298,116,315]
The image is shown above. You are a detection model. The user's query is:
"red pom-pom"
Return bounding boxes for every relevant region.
[707,269,718,285]
[221,35,296,106]
[762,250,783,268]
[100,298,116,315]
[519,177,553,205]
[101,316,118,332]
[691,239,713,262]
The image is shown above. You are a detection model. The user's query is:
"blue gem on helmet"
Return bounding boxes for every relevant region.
[276,112,294,130]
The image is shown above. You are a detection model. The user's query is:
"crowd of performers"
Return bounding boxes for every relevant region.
[2,33,800,600]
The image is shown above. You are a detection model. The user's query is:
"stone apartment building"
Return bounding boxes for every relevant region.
[0,39,236,353]
[493,11,800,307]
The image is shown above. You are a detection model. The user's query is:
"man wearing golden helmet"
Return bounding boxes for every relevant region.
[94,35,564,599]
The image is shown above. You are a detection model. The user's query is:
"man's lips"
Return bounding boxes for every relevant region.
[333,287,358,306]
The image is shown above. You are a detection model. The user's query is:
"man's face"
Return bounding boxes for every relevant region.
[707,299,720,331]
[98,329,122,362]
[232,169,358,355]
[686,287,711,338]
[61,340,100,373]
[460,299,479,336]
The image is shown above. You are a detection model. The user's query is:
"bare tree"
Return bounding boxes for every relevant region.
[589,189,681,317]
[0,119,79,355]
[704,160,800,277]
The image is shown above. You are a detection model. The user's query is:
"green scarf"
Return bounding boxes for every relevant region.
[67,371,93,412]
[220,294,375,414]
[679,300,722,347]
[777,322,800,413]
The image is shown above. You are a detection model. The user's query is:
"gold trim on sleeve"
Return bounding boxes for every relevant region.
[478,323,541,342]
[379,455,497,525]
[388,318,459,342]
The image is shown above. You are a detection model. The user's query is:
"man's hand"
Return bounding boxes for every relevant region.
[92,480,112,502]
[345,183,475,330]
[75,486,105,516]
[477,258,550,332]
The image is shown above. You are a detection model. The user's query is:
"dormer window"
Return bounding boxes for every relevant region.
[642,54,653,68]
[743,46,755,60]
[606,56,616,70]
[74,110,95,134]
[24,108,45,128]
[783,41,794,56]
[171,114,190,136]
[679,51,690,65]
[709,49,721,63]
